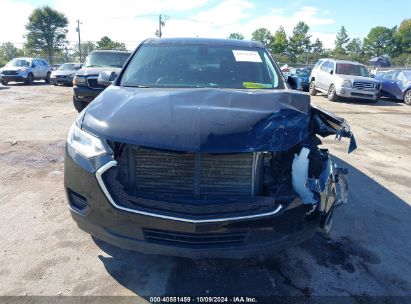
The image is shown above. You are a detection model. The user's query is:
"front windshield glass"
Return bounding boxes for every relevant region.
[336,63,369,77]
[294,69,310,77]
[84,52,130,68]
[58,63,75,70]
[121,44,283,89]
[6,59,30,68]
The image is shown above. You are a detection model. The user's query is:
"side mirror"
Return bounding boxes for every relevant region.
[287,76,298,90]
[330,70,334,75]
[73,64,81,70]
[370,74,375,78]
[98,71,117,87]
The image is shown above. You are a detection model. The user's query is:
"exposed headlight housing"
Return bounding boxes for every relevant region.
[73,75,86,86]
[340,80,352,88]
[67,124,112,158]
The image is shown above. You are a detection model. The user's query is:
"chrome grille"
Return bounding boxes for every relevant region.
[2,70,18,75]
[87,77,105,89]
[353,81,375,90]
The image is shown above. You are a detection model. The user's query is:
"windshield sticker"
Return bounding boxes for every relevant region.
[232,50,262,62]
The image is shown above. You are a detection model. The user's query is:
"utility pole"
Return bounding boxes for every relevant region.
[76,19,82,62]
[155,14,168,38]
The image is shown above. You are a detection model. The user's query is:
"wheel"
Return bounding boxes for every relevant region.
[45,72,51,83]
[309,81,317,96]
[0,80,7,85]
[404,90,411,106]
[327,84,338,102]
[73,95,88,112]
[25,73,34,85]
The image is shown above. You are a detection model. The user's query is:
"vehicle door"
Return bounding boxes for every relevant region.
[30,60,41,78]
[316,61,330,90]
[323,61,335,90]
[36,60,46,78]
[379,71,397,98]
[383,71,405,99]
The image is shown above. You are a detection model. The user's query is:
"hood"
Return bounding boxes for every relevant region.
[336,74,379,84]
[75,67,122,76]
[52,70,75,76]
[82,87,311,153]
[1,66,28,71]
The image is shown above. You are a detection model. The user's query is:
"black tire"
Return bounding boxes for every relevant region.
[0,80,7,85]
[404,90,411,106]
[73,95,88,112]
[309,81,317,96]
[327,84,338,102]
[25,73,34,85]
[45,72,51,83]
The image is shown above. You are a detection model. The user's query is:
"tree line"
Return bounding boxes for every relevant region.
[229,19,411,66]
[0,6,126,66]
[0,6,410,67]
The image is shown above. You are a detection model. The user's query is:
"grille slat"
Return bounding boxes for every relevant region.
[353,81,375,90]
[87,77,105,89]
[143,228,246,247]
[133,148,254,199]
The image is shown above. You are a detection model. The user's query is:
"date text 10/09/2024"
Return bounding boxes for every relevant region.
[149,297,258,303]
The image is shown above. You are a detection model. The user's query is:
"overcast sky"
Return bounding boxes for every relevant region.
[0,0,409,50]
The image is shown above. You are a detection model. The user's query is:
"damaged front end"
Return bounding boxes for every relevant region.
[65,88,355,257]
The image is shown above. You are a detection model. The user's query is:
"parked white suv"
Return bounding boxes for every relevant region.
[0,57,51,85]
[309,59,380,102]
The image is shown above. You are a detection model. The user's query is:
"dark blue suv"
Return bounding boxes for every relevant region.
[64,38,355,258]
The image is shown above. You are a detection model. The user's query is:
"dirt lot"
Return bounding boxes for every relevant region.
[1,82,411,301]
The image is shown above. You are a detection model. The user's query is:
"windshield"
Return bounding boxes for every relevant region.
[121,44,283,89]
[58,63,75,70]
[336,63,369,77]
[294,69,310,77]
[6,59,30,68]
[84,52,130,68]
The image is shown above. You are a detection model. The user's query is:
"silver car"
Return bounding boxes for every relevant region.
[50,63,82,86]
[309,59,380,102]
[0,57,51,85]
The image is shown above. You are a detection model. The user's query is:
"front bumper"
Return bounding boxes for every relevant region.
[0,75,27,82]
[336,86,380,101]
[64,150,328,259]
[73,85,104,103]
[51,75,74,85]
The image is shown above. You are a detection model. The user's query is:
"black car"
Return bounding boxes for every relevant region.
[72,50,131,112]
[289,68,311,91]
[64,38,356,259]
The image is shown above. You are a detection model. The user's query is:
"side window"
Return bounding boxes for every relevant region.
[41,59,49,69]
[39,59,46,69]
[320,61,329,72]
[329,62,335,73]
[397,72,406,82]
[31,60,38,68]
[314,60,323,69]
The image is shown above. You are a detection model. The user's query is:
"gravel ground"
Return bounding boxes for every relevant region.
[0,82,411,302]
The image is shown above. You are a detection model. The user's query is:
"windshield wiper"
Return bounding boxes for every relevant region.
[85,64,103,67]
[125,84,151,88]
[109,64,123,68]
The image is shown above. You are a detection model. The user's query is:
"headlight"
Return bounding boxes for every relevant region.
[340,80,351,88]
[67,124,111,158]
[73,75,86,85]
[17,68,28,73]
